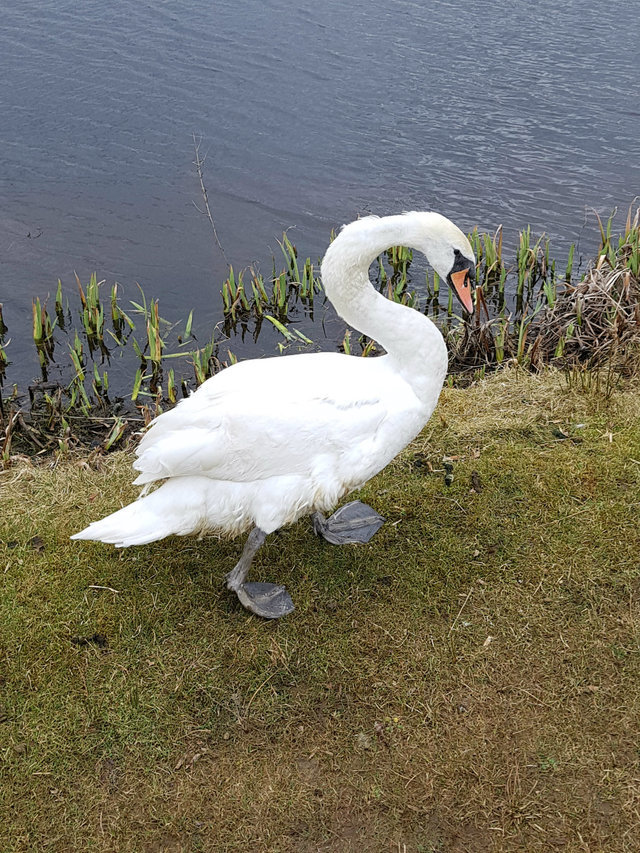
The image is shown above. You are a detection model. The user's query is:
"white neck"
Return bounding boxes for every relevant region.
[320,213,449,404]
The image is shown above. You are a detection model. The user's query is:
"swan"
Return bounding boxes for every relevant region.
[72,212,476,618]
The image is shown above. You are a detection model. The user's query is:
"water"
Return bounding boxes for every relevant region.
[2,0,639,386]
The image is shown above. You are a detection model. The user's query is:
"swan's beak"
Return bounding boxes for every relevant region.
[450,269,475,314]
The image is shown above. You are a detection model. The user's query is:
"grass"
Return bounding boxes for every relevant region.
[1,367,640,851]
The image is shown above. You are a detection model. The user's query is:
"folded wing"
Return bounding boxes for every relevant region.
[133,353,395,486]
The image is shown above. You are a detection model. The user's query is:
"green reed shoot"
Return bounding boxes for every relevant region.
[167,368,177,404]
[251,270,269,308]
[300,258,318,299]
[565,244,575,281]
[221,266,251,323]
[55,279,65,327]
[104,416,127,451]
[75,273,107,353]
[110,283,135,341]
[620,207,640,276]
[516,312,530,365]
[516,227,531,306]
[0,304,8,383]
[131,368,143,402]
[272,272,288,314]
[377,256,387,286]
[92,363,109,397]
[32,297,56,375]
[360,337,377,357]
[131,337,145,363]
[595,209,617,267]
[184,311,193,339]
[304,258,323,301]
[191,334,217,386]
[280,233,301,284]
[468,228,481,266]
[264,314,312,345]
[497,267,507,300]
[495,314,509,364]
[67,345,91,415]
[146,299,163,366]
[542,279,556,309]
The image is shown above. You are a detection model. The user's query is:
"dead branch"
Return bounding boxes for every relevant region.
[192,134,229,266]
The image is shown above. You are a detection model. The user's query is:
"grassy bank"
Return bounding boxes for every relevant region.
[1,367,639,851]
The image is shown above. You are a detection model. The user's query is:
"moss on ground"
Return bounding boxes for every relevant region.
[1,368,639,852]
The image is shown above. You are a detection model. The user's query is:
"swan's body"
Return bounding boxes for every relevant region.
[96,351,439,544]
[73,212,475,618]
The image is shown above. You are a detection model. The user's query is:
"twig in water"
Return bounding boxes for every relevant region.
[192,133,229,266]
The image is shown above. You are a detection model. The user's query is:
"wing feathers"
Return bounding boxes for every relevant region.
[132,353,410,487]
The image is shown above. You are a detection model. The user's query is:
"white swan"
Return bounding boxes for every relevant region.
[72,212,476,618]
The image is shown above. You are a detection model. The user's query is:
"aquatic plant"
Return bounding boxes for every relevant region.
[0,303,9,391]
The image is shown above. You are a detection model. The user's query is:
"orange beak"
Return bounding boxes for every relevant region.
[450,268,475,314]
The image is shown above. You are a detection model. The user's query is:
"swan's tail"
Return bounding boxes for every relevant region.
[71,479,211,547]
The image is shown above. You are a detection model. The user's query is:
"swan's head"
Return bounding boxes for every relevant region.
[412,212,476,314]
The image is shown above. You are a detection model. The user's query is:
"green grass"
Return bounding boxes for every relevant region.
[1,368,640,851]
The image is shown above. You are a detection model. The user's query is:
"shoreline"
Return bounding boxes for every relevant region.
[1,209,639,459]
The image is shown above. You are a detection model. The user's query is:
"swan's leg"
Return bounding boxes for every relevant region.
[312,500,385,545]
[225,528,266,590]
[225,527,294,619]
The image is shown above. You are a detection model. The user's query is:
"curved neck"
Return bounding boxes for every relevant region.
[320,214,448,403]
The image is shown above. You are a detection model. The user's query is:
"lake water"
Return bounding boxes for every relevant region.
[1,0,639,386]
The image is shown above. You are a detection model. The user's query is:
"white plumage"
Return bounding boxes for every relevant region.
[72,211,475,617]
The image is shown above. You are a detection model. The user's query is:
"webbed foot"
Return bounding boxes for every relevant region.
[235,582,295,620]
[312,500,385,545]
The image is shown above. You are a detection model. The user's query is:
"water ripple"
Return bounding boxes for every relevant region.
[1,0,639,382]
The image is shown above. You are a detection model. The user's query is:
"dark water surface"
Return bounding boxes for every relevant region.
[2,0,639,383]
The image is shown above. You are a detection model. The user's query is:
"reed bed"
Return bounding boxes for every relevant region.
[452,208,640,380]
[1,208,639,459]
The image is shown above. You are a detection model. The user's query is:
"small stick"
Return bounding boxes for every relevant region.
[449,587,473,635]
[88,584,120,594]
[192,133,229,266]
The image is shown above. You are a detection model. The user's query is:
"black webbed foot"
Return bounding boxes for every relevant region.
[235,582,295,619]
[312,500,385,545]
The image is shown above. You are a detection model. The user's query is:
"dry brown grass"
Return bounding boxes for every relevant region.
[530,259,640,373]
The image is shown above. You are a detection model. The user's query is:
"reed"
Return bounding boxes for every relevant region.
[191,334,219,386]
[221,234,323,336]
[264,314,313,350]
[32,297,56,376]
[0,304,9,388]
[104,415,127,451]
[55,279,65,326]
